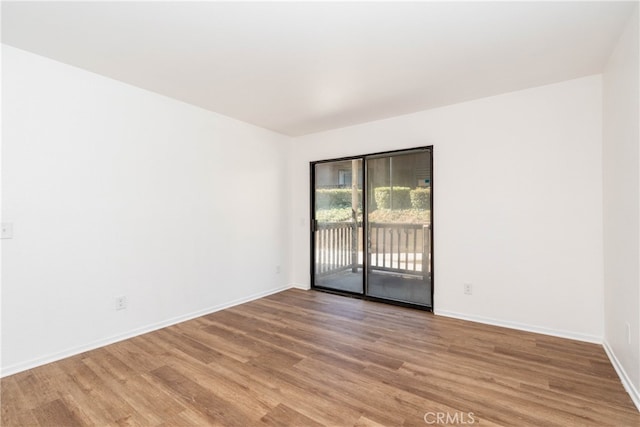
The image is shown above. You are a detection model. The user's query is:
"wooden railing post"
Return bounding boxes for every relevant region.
[423,224,430,281]
[351,159,359,273]
[351,219,358,273]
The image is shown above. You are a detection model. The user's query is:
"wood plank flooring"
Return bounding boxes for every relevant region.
[1,289,638,426]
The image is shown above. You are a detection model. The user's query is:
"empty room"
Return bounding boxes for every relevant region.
[1,1,639,426]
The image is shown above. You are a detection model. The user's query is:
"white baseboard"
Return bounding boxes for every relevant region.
[0,284,294,378]
[603,340,640,412]
[289,283,311,290]
[434,309,603,344]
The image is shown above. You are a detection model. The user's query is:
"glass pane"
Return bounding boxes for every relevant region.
[313,159,364,294]
[366,150,432,306]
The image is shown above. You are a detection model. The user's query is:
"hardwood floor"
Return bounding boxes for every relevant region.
[1,289,638,426]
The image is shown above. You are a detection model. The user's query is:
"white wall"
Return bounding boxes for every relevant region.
[1,45,292,375]
[603,6,640,407]
[291,75,604,342]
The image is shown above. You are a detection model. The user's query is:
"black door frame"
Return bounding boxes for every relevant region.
[310,146,434,311]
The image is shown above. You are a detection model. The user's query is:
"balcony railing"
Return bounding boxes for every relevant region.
[314,221,431,279]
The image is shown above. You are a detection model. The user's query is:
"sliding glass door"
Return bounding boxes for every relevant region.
[311,147,433,309]
[366,150,432,306]
[312,159,364,294]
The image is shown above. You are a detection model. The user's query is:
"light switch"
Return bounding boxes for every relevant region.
[1,223,13,239]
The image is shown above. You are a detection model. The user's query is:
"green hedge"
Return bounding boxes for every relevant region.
[316,189,362,209]
[410,188,431,210]
[374,187,411,209]
[315,207,362,223]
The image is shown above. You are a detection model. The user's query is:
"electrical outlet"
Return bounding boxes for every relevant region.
[276,265,281,274]
[115,296,127,311]
[1,223,13,239]
[463,283,472,295]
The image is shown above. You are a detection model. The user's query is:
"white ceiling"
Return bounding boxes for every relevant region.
[2,1,637,136]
